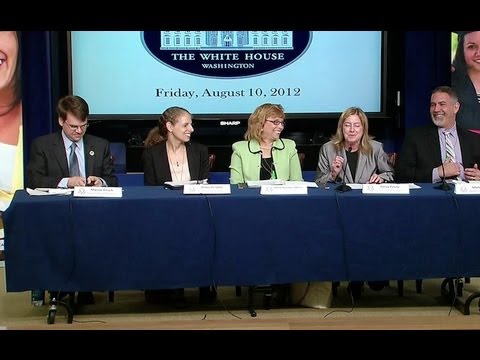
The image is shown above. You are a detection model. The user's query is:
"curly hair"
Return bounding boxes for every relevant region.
[144,126,164,147]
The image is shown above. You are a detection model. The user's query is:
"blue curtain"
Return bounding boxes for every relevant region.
[21,31,56,182]
[403,31,451,130]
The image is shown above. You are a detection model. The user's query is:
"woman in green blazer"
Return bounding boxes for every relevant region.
[229,103,303,184]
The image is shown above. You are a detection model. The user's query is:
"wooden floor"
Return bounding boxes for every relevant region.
[1,264,480,330]
[5,315,480,330]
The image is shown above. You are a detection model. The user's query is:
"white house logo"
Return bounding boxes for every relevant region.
[142,31,312,78]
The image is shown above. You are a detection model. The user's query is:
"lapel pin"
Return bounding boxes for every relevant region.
[89,150,95,156]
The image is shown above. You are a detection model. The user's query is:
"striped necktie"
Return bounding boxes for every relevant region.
[69,143,80,177]
[444,132,460,180]
[444,132,455,162]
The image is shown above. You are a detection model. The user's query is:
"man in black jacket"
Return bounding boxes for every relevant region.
[396,86,480,184]
[26,95,118,305]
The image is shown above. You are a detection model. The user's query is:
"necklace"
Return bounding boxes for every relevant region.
[168,144,186,181]
[168,144,185,167]
[170,162,184,181]
[260,157,276,180]
[260,143,273,153]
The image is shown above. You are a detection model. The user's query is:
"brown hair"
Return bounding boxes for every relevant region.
[144,126,164,148]
[12,31,21,108]
[158,106,191,139]
[57,95,89,121]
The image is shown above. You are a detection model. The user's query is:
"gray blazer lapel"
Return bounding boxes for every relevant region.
[355,152,367,183]
[341,148,353,183]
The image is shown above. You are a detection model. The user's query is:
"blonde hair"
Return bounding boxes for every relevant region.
[244,103,285,142]
[331,107,373,154]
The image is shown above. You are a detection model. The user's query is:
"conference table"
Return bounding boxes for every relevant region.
[4,185,480,310]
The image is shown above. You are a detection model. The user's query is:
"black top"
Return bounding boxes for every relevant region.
[260,157,276,180]
[142,141,209,185]
[452,71,480,130]
[26,132,118,188]
[395,124,480,183]
[346,150,359,181]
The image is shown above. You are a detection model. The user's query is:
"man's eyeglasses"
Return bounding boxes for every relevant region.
[265,119,286,127]
[65,122,89,131]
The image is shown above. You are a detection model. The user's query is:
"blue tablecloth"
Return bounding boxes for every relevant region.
[4,184,479,292]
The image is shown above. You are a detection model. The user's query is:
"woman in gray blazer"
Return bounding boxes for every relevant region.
[315,107,393,185]
[314,107,394,300]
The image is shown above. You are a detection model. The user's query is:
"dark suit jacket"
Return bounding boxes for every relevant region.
[395,124,480,183]
[143,141,209,185]
[452,71,480,130]
[26,132,118,188]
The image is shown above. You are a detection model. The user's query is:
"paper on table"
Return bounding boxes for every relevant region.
[164,179,208,187]
[27,188,74,196]
[246,179,285,188]
[285,181,318,188]
[347,183,421,190]
[346,183,363,190]
[454,179,480,184]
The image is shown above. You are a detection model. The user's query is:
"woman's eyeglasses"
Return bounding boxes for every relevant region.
[265,119,286,127]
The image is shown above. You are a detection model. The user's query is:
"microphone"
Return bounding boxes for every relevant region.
[335,146,352,192]
[435,161,452,191]
[193,142,203,185]
[196,160,202,184]
[191,142,206,184]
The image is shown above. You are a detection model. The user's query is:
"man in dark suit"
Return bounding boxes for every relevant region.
[27,95,117,189]
[395,86,480,183]
[26,95,118,305]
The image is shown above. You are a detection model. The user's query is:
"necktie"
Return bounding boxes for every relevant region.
[444,132,456,162]
[444,132,460,180]
[69,143,80,177]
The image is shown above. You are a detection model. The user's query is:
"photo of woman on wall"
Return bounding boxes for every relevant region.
[451,31,480,133]
[0,31,23,260]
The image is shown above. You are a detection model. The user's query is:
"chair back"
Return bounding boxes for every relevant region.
[298,152,305,169]
[387,152,397,167]
[208,154,216,170]
[110,142,126,174]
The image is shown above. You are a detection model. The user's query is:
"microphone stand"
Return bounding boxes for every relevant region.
[335,146,352,192]
[435,161,452,191]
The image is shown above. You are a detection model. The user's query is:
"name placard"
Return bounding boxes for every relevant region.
[73,186,123,198]
[454,182,480,195]
[362,183,410,194]
[183,184,231,194]
[260,185,308,195]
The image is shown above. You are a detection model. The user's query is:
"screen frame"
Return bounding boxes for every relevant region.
[67,31,392,129]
